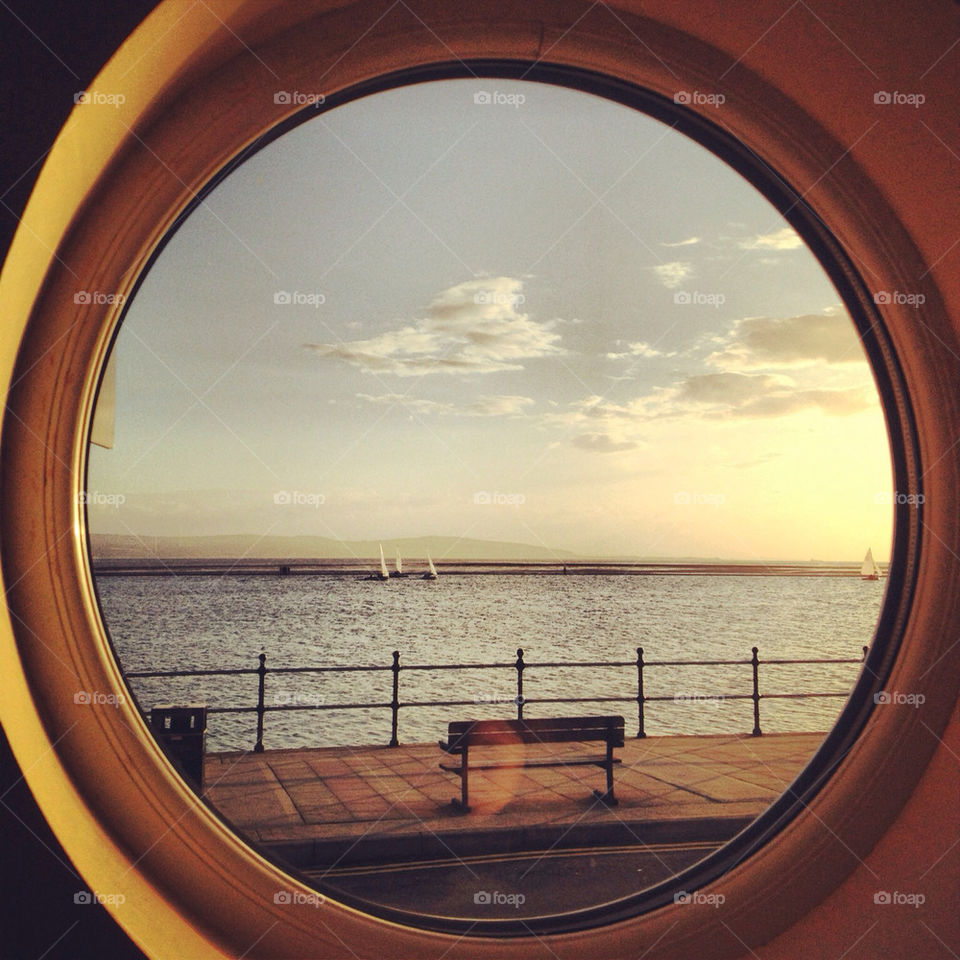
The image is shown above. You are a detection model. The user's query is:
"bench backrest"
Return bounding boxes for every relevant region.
[446,715,625,749]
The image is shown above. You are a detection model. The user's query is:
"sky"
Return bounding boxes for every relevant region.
[87,78,894,561]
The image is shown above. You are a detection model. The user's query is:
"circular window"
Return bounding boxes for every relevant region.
[87,73,896,932]
[1,5,952,957]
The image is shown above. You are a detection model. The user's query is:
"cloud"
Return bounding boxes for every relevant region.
[465,395,535,416]
[738,227,803,251]
[306,277,563,376]
[356,394,452,415]
[674,372,873,418]
[707,310,867,368]
[357,392,534,417]
[545,397,643,453]
[652,261,694,289]
[571,433,639,453]
[661,236,701,248]
[606,340,674,360]
[561,367,874,431]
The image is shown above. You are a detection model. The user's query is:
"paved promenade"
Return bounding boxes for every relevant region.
[203,732,820,870]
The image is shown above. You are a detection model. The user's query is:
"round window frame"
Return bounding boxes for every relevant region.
[84,62,916,932]
[0,3,955,958]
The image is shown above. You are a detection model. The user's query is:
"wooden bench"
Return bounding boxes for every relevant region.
[438,715,625,812]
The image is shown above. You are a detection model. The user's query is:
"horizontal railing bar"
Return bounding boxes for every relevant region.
[643,694,752,702]
[756,658,864,665]
[127,668,257,678]
[515,696,634,704]
[264,702,394,711]
[518,661,636,669]
[643,659,753,667]
[399,699,513,708]
[397,662,518,671]
[759,692,850,699]
[263,664,390,674]
[207,702,395,714]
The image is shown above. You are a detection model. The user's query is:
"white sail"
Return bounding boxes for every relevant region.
[427,554,437,577]
[860,548,879,580]
[395,551,403,575]
[379,543,389,579]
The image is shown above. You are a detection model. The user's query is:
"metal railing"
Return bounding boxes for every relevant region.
[125,644,869,752]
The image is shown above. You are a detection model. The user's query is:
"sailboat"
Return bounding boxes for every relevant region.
[422,553,438,581]
[389,550,406,578]
[361,544,389,581]
[860,548,880,580]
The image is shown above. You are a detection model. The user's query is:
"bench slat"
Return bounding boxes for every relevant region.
[443,716,624,749]
[440,757,622,773]
[443,729,624,748]
[447,716,622,736]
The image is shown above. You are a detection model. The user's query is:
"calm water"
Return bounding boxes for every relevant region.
[97,573,885,752]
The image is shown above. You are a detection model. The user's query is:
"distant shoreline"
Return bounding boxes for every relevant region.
[91,558,885,578]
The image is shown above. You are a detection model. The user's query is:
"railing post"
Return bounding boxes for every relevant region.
[751,646,762,736]
[516,648,525,720]
[389,650,400,747]
[254,653,266,753]
[636,647,646,738]
[862,645,868,661]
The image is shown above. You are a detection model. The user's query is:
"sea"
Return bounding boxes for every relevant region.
[96,572,886,753]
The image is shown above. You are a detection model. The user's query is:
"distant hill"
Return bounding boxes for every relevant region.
[89,533,579,562]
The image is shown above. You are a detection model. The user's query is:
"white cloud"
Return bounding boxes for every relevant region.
[465,395,535,417]
[606,340,674,360]
[356,393,452,415]
[306,277,563,376]
[357,392,534,417]
[652,261,694,289]
[674,372,873,418]
[707,310,867,368]
[738,227,803,251]
[661,236,701,248]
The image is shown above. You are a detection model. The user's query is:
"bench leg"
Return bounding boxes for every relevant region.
[593,744,618,805]
[449,747,471,812]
